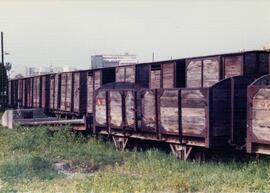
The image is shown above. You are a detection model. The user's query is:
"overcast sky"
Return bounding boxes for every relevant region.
[0,0,270,76]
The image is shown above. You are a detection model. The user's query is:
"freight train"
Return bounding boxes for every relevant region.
[7,50,270,159]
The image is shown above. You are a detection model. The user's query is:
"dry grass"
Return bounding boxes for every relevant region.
[0,125,269,193]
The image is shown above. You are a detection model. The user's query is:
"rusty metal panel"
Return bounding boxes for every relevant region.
[109,91,122,128]
[73,72,80,113]
[125,66,135,83]
[162,63,175,88]
[224,55,243,78]
[150,70,161,89]
[141,90,156,132]
[116,67,125,82]
[186,59,202,88]
[87,73,94,113]
[125,91,136,127]
[160,90,179,134]
[203,57,220,87]
[95,90,107,126]
[251,88,270,142]
[181,89,207,136]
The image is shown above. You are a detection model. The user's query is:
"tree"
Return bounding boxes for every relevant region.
[0,62,8,110]
[5,62,12,79]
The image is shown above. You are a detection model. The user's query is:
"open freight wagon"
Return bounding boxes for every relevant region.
[94,76,253,159]
[247,74,270,155]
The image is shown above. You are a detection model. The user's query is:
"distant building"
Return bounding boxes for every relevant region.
[24,66,77,77]
[62,65,77,72]
[25,67,38,77]
[91,53,138,69]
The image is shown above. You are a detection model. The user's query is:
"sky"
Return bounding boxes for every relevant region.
[0,0,270,76]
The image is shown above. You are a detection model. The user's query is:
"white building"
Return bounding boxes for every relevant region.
[91,53,138,69]
[25,65,77,77]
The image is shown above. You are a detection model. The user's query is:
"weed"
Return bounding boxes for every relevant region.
[0,125,270,192]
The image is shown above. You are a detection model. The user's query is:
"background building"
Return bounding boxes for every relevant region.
[91,53,138,69]
[24,65,77,77]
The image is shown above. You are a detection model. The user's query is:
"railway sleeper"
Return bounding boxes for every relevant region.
[112,136,129,151]
[170,144,192,160]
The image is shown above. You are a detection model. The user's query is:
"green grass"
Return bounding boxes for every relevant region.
[0,124,270,193]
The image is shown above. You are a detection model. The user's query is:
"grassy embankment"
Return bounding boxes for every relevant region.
[0,118,270,192]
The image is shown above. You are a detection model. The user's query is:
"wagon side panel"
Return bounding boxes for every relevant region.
[186,59,202,88]
[159,89,179,135]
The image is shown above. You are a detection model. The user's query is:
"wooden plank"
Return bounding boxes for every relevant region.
[116,67,125,82]
[181,89,205,99]
[182,108,206,135]
[224,55,243,78]
[66,73,72,111]
[125,66,135,83]
[109,91,122,127]
[181,89,206,136]
[95,91,107,126]
[254,88,270,100]
[73,73,80,113]
[203,57,220,87]
[18,80,23,103]
[54,74,59,110]
[162,63,174,88]
[50,76,55,109]
[141,90,156,130]
[28,79,33,107]
[125,91,135,126]
[94,70,101,90]
[60,74,66,111]
[22,80,26,107]
[253,99,270,109]
[252,88,270,142]
[87,74,94,113]
[41,76,46,108]
[186,59,202,88]
[160,90,179,132]
[33,77,40,108]
[150,70,161,89]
